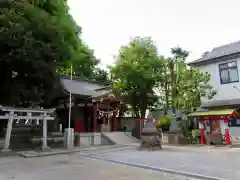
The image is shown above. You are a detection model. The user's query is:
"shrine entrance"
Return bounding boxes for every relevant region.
[56,76,121,135]
[0,106,55,151]
[97,108,116,132]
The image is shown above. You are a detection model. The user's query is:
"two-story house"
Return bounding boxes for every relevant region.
[188,40,240,141]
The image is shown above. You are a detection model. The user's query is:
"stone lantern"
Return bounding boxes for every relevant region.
[139,119,162,150]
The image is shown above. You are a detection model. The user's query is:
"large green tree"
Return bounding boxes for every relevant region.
[92,67,110,83]
[160,47,216,114]
[32,0,99,78]
[0,0,95,107]
[56,44,98,78]
[111,37,164,118]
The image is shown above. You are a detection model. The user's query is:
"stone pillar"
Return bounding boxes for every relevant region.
[93,103,97,132]
[42,112,48,150]
[199,120,205,145]
[3,111,14,151]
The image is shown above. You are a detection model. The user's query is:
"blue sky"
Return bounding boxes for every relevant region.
[68,0,240,67]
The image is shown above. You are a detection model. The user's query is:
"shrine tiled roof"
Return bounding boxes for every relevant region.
[201,98,240,108]
[60,76,112,97]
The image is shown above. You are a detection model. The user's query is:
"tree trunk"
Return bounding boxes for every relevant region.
[118,104,127,117]
[133,110,140,118]
[140,97,147,119]
[0,61,12,105]
[140,109,146,119]
[164,81,169,115]
[168,59,176,114]
[171,74,176,114]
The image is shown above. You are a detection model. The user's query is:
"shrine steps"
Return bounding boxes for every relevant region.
[101,132,139,145]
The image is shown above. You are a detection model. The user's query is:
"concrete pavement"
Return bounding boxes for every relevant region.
[130,143,240,152]
[1,145,239,180]
[0,149,196,180]
[90,148,238,180]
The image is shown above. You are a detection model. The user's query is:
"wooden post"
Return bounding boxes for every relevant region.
[3,111,14,151]
[84,103,89,132]
[139,119,142,134]
[93,103,97,132]
[74,98,77,132]
[112,111,116,131]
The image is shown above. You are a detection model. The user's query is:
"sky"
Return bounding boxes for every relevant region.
[68,0,240,68]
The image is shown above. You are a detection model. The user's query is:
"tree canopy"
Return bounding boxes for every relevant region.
[161,47,216,114]
[110,38,216,117]
[0,0,97,107]
[111,37,164,118]
[0,1,216,113]
[34,0,99,78]
[91,67,110,83]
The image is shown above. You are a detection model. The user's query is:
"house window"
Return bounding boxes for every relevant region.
[229,117,240,127]
[219,61,239,84]
[237,119,240,125]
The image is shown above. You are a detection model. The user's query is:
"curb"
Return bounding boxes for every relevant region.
[161,145,239,151]
[83,146,135,156]
[16,144,129,158]
[88,156,226,180]
[123,132,140,143]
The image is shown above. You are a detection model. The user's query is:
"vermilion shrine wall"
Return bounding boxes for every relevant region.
[73,104,117,133]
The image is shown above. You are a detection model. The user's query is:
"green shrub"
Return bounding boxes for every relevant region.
[178,120,189,136]
[156,115,175,131]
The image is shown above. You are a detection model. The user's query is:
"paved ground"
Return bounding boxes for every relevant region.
[90,147,239,180]
[0,147,196,180]
[1,145,239,180]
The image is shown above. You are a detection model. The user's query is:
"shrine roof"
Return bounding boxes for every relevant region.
[60,76,112,98]
[201,98,240,108]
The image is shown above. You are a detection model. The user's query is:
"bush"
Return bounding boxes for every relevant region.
[156,115,175,131]
[178,120,189,136]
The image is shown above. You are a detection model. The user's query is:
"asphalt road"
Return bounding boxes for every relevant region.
[89,147,239,180]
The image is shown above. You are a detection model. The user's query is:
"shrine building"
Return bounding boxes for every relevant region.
[53,76,121,134]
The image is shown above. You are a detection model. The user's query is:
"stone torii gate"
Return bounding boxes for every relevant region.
[0,105,55,152]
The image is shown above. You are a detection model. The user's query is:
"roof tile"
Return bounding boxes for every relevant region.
[60,77,110,97]
[189,40,240,64]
